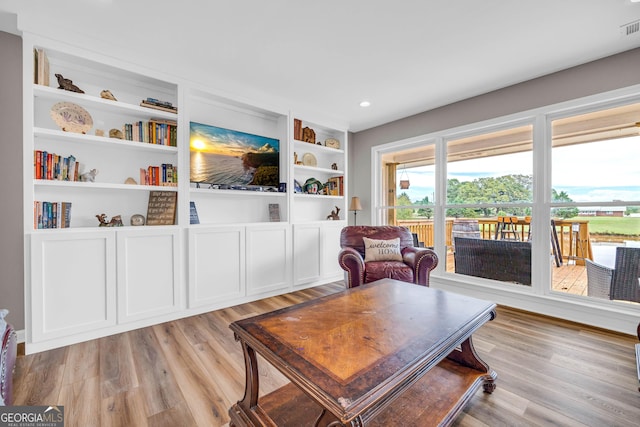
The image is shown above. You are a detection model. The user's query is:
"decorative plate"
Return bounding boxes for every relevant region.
[325,138,340,149]
[50,102,93,134]
[302,153,317,167]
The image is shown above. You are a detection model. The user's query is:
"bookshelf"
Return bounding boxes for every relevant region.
[25,36,183,353]
[290,116,348,286]
[22,35,348,354]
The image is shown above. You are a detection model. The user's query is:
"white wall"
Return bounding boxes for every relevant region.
[350,48,640,225]
[0,31,24,330]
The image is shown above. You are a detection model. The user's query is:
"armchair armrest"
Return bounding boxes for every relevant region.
[585,259,613,299]
[402,247,439,286]
[338,247,365,288]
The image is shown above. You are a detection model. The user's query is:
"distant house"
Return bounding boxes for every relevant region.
[578,206,625,217]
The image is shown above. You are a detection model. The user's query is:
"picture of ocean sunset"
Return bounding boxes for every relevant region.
[190,122,280,187]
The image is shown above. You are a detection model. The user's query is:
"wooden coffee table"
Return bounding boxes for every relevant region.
[228,278,497,426]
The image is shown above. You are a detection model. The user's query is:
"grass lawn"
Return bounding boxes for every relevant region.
[572,216,640,236]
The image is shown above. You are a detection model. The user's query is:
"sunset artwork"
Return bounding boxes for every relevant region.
[190,122,280,188]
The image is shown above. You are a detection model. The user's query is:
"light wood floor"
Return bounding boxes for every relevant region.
[13,281,640,426]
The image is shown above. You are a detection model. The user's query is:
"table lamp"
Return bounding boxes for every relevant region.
[349,196,363,226]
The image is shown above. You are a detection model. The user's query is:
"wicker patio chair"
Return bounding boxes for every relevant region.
[586,247,640,303]
[585,259,613,299]
[609,247,640,303]
[453,237,531,286]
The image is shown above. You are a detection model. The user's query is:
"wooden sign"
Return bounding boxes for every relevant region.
[146,191,177,225]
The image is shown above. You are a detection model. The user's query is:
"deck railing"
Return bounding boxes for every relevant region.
[397,218,592,263]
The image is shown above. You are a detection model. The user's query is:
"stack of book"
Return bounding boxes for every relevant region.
[139,98,177,114]
[140,164,178,187]
[122,118,177,146]
[34,151,79,181]
[34,201,72,229]
[326,176,344,196]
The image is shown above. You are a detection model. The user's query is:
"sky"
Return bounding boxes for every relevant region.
[189,121,279,156]
[398,135,640,204]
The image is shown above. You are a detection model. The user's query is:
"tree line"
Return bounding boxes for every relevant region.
[395,174,586,220]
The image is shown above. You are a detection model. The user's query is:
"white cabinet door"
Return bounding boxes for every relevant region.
[117,228,181,323]
[322,221,345,280]
[30,231,116,342]
[188,226,245,308]
[246,225,290,296]
[293,223,322,286]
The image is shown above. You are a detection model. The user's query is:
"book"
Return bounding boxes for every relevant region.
[294,118,302,140]
[145,98,174,108]
[140,100,178,114]
[36,48,50,86]
[189,201,199,225]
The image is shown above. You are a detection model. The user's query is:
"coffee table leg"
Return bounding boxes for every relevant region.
[447,336,497,393]
[229,336,262,426]
[313,408,351,427]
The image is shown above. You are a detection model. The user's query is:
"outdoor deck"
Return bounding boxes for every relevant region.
[402,218,592,297]
[444,250,589,296]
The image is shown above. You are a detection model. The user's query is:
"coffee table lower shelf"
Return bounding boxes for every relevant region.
[241,358,495,427]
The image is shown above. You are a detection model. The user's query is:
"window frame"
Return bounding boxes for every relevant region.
[370,84,640,334]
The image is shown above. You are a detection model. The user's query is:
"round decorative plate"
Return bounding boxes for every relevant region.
[50,102,93,134]
[302,153,317,167]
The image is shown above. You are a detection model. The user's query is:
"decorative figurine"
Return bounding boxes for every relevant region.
[100,89,117,101]
[303,177,323,194]
[124,177,137,185]
[109,128,123,139]
[130,214,145,226]
[80,169,98,182]
[302,126,316,144]
[96,213,123,227]
[327,206,341,220]
[55,73,84,93]
[331,162,338,170]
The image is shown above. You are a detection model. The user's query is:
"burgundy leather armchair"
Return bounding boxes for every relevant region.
[338,226,438,288]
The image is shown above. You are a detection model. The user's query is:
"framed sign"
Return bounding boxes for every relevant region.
[146,191,177,225]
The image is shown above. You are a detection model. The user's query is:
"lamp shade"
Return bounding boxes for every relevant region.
[349,196,363,211]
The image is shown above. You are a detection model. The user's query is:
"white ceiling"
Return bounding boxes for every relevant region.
[1,0,640,132]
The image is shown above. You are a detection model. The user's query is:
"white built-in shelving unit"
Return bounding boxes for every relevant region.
[22,34,348,353]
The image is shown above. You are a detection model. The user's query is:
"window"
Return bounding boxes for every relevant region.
[550,102,640,303]
[445,125,533,285]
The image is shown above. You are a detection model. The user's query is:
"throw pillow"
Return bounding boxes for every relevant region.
[363,237,403,262]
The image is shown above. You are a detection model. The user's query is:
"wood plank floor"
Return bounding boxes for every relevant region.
[13,281,640,426]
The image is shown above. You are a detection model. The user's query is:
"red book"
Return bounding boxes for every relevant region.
[34,150,42,179]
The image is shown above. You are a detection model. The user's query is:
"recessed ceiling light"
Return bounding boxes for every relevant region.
[359,100,371,107]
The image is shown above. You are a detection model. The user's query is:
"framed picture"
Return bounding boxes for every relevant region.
[268,203,280,222]
[146,191,177,225]
[189,121,280,189]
